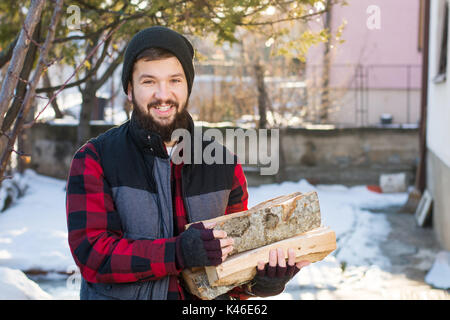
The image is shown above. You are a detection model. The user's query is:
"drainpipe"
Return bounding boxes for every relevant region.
[416,0,430,193]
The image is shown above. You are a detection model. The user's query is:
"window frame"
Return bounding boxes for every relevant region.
[434,0,449,83]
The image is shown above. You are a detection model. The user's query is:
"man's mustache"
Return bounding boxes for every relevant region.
[147,99,179,110]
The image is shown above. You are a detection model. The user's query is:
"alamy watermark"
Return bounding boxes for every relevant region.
[66,265,81,291]
[66,5,81,30]
[366,5,381,30]
[170,128,280,176]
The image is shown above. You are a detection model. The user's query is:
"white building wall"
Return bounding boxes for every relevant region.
[426,0,450,250]
[427,0,450,167]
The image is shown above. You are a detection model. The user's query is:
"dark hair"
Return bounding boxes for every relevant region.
[135,47,175,62]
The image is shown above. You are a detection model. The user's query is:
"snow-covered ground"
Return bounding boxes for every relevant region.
[0,170,448,299]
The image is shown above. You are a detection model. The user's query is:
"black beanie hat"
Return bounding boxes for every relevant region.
[121,26,195,96]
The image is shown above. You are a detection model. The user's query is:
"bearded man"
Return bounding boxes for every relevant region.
[65,26,309,300]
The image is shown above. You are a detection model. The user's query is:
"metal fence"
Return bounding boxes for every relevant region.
[192,62,423,127]
[304,63,422,127]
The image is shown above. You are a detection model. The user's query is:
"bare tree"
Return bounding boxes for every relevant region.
[0,0,64,184]
[319,0,333,123]
[0,0,46,128]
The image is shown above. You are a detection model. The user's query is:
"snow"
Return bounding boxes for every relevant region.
[425,251,450,289]
[0,170,446,299]
[248,180,406,269]
[0,170,72,273]
[0,267,52,300]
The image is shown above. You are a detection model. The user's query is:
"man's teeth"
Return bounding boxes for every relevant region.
[155,105,172,111]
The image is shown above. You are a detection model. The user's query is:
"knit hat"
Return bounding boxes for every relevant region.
[121,26,195,96]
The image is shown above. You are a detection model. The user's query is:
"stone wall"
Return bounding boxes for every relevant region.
[28,123,115,181]
[28,122,419,186]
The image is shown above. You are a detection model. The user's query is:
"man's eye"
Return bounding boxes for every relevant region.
[143,80,154,84]
[171,79,182,83]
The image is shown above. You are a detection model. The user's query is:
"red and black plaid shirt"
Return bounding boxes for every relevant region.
[66,142,250,299]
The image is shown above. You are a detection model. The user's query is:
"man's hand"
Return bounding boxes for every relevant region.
[248,248,310,297]
[176,222,234,268]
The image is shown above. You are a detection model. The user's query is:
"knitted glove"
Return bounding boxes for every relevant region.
[176,222,223,268]
[249,264,300,297]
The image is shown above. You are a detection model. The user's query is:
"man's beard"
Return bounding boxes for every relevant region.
[131,91,190,143]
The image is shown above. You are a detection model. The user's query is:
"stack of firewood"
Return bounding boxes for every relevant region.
[181,191,337,300]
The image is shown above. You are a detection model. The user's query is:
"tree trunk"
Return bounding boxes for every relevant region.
[0,36,19,70]
[76,37,125,147]
[0,0,46,128]
[17,105,35,174]
[275,128,287,183]
[254,62,267,129]
[2,21,41,134]
[2,23,40,175]
[77,82,97,147]
[77,35,98,148]
[319,0,333,123]
[43,72,63,119]
[0,0,45,184]
[0,0,63,184]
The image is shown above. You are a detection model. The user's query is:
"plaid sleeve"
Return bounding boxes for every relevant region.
[66,142,181,284]
[225,162,249,214]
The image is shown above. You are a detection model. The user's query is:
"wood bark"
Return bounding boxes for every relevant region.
[181,191,327,300]
[0,0,63,183]
[43,72,63,119]
[319,0,333,123]
[76,42,126,147]
[2,22,41,134]
[186,191,321,256]
[181,268,239,300]
[0,36,18,69]
[254,61,268,129]
[0,0,46,129]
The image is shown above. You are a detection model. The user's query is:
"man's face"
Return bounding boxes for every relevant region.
[127,56,189,131]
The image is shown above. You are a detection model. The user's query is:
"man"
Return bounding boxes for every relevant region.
[66,26,309,300]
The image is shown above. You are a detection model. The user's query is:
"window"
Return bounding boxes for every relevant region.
[435,1,448,83]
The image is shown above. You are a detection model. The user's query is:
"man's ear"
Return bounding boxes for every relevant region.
[127,83,133,102]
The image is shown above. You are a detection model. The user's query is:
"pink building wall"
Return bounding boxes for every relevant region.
[307,0,423,89]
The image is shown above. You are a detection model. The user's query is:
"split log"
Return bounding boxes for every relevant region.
[181,226,336,299]
[205,226,336,287]
[181,268,240,300]
[181,191,329,300]
[186,191,321,256]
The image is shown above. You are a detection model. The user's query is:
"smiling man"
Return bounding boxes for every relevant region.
[65,26,308,300]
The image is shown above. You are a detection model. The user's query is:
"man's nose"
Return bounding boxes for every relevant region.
[154,82,170,101]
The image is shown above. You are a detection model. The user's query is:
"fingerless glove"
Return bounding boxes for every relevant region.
[176,222,223,268]
[249,264,300,297]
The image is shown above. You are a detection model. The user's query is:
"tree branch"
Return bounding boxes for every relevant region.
[237,9,328,26]
[32,20,125,122]
[1,21,41,133]
[0,0,63,181]
[36,31,112,93]
[0,0,46,129]
[94,45,127,91]
[0,36,19,69]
